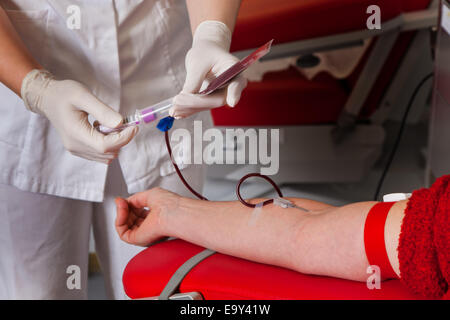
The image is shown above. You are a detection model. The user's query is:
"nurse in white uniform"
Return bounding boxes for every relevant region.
[0,0,246,299]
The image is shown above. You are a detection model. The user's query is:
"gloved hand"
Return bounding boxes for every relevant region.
[21,69,138,164]
[170,20,248,119]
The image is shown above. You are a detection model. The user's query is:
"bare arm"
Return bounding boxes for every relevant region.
[0,7,42,95]
[186,0,242,34]
[115,188,406,282]
[163,197,378,281]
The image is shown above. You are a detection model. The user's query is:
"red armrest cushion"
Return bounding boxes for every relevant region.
[123,239,429,300]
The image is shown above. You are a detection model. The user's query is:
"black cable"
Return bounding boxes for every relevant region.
[373,73,434,201]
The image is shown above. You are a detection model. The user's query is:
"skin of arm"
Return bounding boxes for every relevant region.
[186,0,242,34]
[0,6,42,95]
[115,188,407,282]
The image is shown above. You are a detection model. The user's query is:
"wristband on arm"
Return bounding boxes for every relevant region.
[364,202,399,280]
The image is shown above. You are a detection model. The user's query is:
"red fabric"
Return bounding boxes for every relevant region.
[216,0,431,127]
[213,34,416,126]
[232,0,431,52]
[398,175,450,299]
[364,202,399,280]
[434,178,450,300]
[211,68,348,126]
[123,239,427,300]
[213,33,416,126]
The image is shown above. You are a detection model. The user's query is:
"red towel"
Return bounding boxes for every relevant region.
[434,176,450,299]
[398,175,450,299]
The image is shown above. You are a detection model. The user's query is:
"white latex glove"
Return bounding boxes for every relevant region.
[170,20,248,119]
[21,69,138,164]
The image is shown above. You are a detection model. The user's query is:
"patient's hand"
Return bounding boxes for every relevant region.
[114,187,180,247]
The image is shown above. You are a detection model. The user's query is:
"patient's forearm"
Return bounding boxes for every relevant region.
[163,198,323,271]
[0,7,42,95]
[162,198,406,282]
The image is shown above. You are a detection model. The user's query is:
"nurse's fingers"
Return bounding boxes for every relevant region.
[71,151,115,164]
[183,53,213,94]
[80,124,137,156]
[74,87,123,129]
[226,75,247,107]
[170,90,227,118]
[79,148,118,159]
[70,117,116,155]
[71,148,117,162]
[101,126,139,153]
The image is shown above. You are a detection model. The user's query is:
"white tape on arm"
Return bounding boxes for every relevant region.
[273,197,310,212]
[248,201,265,226]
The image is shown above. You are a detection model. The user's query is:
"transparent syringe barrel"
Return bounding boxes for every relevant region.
[96,96,174,134]
[138,97,173,124]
